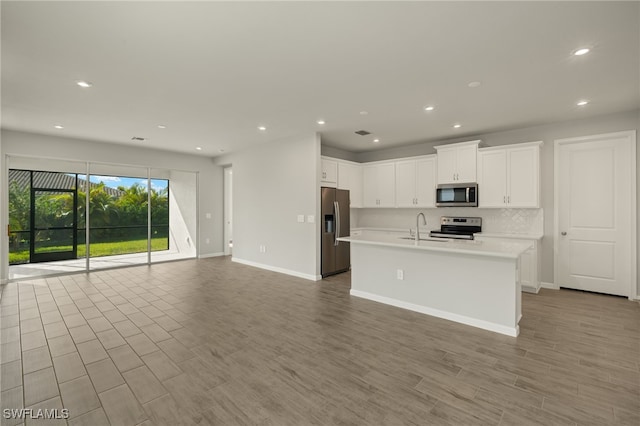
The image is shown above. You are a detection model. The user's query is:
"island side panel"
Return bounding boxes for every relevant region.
[350,243,520,336]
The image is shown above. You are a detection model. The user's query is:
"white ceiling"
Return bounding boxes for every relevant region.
[2,1,639,156]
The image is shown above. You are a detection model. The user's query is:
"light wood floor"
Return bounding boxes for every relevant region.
[1,257,638,425]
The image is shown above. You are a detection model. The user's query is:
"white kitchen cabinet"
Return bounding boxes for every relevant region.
[321,158,338,187]
[434,140,481,184]
[477,149,507,207]
[475,235,540,293]
[338,162,363,208]
[519,247,536,292]
[478,141,542,208]
[395,156,436,207]
[363,162,395,207]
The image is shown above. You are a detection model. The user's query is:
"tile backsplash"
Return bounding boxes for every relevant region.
[353,207,543,235]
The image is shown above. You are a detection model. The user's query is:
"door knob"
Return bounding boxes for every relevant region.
[561,232,567,236]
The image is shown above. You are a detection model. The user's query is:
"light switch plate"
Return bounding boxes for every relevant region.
[297,215,305,223]
[205,213,212,219]
[307,215,315,223]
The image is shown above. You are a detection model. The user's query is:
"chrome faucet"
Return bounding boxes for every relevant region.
[416,212,426,242]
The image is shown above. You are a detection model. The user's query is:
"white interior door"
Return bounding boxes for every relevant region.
[555,131,636,297]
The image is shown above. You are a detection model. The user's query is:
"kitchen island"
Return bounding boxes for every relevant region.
[338,231,533,336]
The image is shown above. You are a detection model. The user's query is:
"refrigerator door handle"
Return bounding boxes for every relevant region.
[334,201,340,246]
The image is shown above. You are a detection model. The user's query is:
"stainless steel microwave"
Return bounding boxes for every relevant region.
[436,183,478,207]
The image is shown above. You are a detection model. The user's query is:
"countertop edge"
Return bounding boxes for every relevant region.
[351,227,542,241]
[339,236,531,259]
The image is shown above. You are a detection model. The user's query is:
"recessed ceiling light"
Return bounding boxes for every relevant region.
[573,48,590,56]
[54,125,64,129]
[258,126,267,131]
[317,120,326,125]
[76,81,92,88]
[453,124,462,129]
[158,125,167,129]
[373,139,380,143]
[576,100,589,106]
[424,106,435,111]
[468,81,481,88]
[196,147,202,151]
[359,111,369,115]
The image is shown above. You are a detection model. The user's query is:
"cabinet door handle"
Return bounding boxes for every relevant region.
[503,196,506,204]
[507,195,510,204]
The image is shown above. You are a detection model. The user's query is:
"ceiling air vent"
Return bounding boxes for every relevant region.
[355,130,371,136]
[131,136,146,141]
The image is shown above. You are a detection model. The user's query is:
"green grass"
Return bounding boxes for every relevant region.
[9,238,169,264]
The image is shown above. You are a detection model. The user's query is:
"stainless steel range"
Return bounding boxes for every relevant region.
[429,216,482,240]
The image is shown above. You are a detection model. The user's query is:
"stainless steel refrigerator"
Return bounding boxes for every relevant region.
[321,187,350,277]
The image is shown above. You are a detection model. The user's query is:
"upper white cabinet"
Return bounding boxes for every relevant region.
[338,162,363,208]
[320,158,338,186]
[395,156,436,207]
[434,140,481,184]
[478,141,542,208]
[363,162,396,207]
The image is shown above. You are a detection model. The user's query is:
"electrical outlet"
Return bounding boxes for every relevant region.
[259,245,266,253]
[205,238,210,245]
[397,269,404,280]
[307,215,315,223]
[297,215,305,223]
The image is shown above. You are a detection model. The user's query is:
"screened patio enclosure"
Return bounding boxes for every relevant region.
[7,156,198,280]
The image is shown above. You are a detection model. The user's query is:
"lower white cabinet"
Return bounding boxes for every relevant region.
[475,235,540,293]
[363,162,396,207]
[519,247,536,292]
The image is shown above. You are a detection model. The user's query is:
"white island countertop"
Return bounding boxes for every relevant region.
[339,232,533,260]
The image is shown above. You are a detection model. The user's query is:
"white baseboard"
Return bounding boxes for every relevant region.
[541,281,559,290]
[350,289,519,337]
[198,252,225,259]
[231,257,321,281]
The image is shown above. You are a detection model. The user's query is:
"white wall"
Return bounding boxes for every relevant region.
[0,129,224,281]
[332,109,640,297]
[216,133,320,280]
[167,170,198,257]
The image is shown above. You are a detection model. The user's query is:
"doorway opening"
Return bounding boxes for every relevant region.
[223,167,233,256]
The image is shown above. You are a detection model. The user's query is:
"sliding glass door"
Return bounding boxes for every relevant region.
[87,164,150,270]
[30,188,77,263]
[7,156,198,280]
